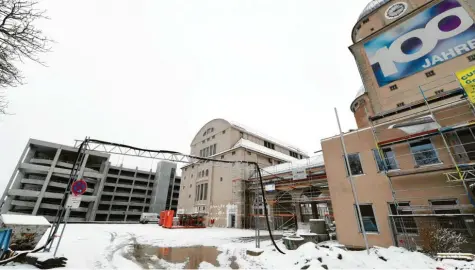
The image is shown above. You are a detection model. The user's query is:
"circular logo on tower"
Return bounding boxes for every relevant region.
[385,2,408,20]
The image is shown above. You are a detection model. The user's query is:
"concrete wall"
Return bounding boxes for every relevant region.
[1,139,110,222]
[1,138,181,223]
[151,161,178,213]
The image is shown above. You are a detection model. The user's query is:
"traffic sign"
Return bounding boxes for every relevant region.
[66,195,82,209]
[71,179,87,196]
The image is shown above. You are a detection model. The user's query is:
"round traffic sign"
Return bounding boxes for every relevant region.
[71,179,87,196]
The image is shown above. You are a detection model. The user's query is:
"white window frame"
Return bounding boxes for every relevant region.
[354,203,379,234]
[409,138,441,167]
[373,147,399,172]
[344,153,364,176]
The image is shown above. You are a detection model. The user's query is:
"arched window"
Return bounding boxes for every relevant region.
[205,169,209,176]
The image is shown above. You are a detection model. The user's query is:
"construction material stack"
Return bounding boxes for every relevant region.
[160,210,205,229]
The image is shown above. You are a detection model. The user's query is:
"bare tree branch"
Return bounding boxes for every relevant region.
[0,95,8,114]
[0,0,51,114]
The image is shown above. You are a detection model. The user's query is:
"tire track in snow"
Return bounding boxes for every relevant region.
[95,232,136,269]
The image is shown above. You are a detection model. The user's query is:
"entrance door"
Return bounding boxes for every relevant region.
[230,214,236,228]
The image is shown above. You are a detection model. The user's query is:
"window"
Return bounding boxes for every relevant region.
[221,155,225,159]
[211,128,214,132]
[189,194,191,198]
[212,135,215,139]
[268,158,272,164]
[389,84,398,91]
[200,149,203,157]
[396,102,405,107]
[190,184,192,188]
[264,141,275,150]
[195,185,199,201]
[435,89,444,95]
[455,128,475,160]
[289,151,299,158]
[199,184,204,200]
[430,199,459,214]
[203,183,208,200]
[468,54,475,62]
[205,169,209,176]
[300,155,303,159]
[212,144,217,155]
[410,139,439,166]
[430,199,466,232]
[355,204,378,233]
[425,70,435,77]
[220,177,223,182]
[247,151,251,155]
[344,153,364,175]
[202,140,205,144]
[222,130,226,134]
[373,148,398,171]
[232,151,236,155]
[389,202,418,234]
[203,131,206,136]
[207,138,210,141]
[362,18,369,24]
[183,185,185,190]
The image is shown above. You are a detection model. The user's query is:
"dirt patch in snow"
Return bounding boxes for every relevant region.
[129,244,239,269]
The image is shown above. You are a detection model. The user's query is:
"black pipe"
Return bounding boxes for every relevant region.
[256,163,285,254]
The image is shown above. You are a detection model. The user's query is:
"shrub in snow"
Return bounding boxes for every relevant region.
[419,224,467,256]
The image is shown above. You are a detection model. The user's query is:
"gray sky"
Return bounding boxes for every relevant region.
[0,0,370,188]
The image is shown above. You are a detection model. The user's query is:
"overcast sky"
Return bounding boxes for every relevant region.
[0,0,370,189]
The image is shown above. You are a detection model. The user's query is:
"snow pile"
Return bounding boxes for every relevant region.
[259,153,324,177]
[0,214,51,226]
[3,224,475,269]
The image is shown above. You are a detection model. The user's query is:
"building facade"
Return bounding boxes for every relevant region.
[177,118,309,228]
[0,139,180,223]
[322,0,475,249]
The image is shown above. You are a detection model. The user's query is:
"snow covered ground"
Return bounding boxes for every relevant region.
[3,224,475,269]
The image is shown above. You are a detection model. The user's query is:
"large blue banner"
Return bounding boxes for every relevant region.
[364,0,475,87]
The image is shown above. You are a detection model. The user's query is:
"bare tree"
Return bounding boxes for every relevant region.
[0,0,51,91]
[0,95,7,114]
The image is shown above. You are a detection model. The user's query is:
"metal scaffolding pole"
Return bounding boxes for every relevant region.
[334,108,370,253]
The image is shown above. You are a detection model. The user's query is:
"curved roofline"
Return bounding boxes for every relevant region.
[350,92,367,112]
[190,118,308,156]
[350,85,366,112]
[352,0,391,43]
[190,118,231,145]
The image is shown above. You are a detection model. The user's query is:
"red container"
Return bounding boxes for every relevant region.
[159,211,166,226]
[163,210,175,228]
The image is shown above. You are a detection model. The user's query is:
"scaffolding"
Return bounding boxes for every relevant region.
[362,73,475,250]
[239,162,334,233]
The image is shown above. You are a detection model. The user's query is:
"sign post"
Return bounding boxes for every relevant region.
[52,180,87,256]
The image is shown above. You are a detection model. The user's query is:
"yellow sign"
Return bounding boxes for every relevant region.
[456,66,475,103]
